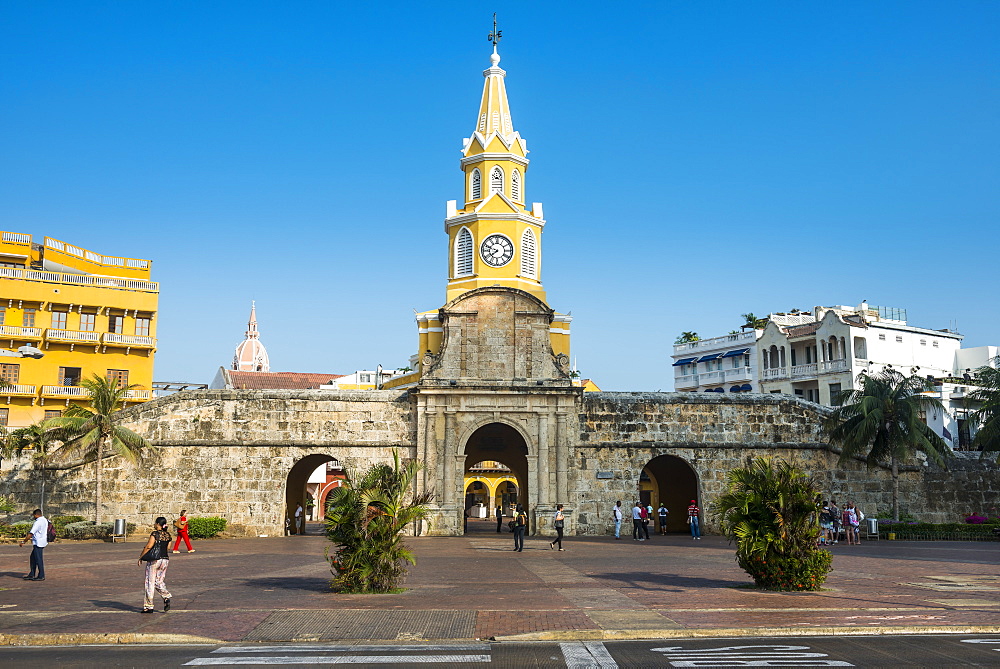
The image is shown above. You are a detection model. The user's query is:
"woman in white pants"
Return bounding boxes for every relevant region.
[137,517,173,613]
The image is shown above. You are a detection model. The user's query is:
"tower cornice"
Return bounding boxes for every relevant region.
[444,211,546,231]
[460,152,530,169]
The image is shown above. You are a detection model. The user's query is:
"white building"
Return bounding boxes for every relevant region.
[673,331,758,393]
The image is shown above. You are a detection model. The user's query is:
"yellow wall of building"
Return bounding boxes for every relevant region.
[0,231,157,428]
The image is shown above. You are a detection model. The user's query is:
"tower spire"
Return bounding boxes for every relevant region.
[474,14,515,140]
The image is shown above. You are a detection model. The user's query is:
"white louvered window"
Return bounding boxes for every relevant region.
[511,169,521,201]
[479,113,487,132]
[492,111,500,132]
[520,229,536,278]
[456,228,474,277]
[490,166,503,194]
[470,169,482,200]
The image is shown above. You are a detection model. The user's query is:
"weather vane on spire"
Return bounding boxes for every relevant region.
[488,13,502,49]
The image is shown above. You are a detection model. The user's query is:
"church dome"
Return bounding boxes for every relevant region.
[233,302,270,372]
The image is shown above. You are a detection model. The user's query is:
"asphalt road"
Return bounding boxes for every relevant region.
[3,635,1000,667]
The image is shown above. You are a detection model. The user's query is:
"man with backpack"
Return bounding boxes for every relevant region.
[19,509,50,581]
[512,504,527,552]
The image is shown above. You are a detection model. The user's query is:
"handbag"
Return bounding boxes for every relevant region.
[554,519,564,529]
[686,516,692,525]
[142,537,165,562]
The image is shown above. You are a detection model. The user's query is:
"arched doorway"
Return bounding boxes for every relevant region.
[463,423,529,534]
[285,454,338,535]
[639,455,699,533]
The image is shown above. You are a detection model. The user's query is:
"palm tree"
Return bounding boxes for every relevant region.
[969,357,1000,456]
[42,374,153,524]
[824,368,949,521]
[674,331,700,345]
[712,457,831,590]
[325,450,432,593]
[740,313,768,330]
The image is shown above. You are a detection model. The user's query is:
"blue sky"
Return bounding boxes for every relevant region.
[1,2,997,390]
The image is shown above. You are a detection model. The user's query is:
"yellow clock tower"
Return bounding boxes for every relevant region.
[444,45,545,304]
[385,34,571,388]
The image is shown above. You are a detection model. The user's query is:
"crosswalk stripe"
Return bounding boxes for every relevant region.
[559,641,618,668]
[185,654,490,665]
[211,645,490,653]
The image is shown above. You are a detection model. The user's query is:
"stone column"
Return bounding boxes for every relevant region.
[443,410,457,505]
[537,413,550,507]
[527,453,539,534]
[421,402,437,498]
[555,411,568,503]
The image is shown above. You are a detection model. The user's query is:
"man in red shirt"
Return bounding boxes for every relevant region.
[687,500,701,540]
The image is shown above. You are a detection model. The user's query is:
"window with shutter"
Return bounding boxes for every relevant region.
[490,166,503,194]
[470,169,482,200]
[520,229,536,278]
[456,228,474,277]
[511,169,521,201]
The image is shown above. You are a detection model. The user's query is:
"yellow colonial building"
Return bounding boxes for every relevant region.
[0,231,157,427]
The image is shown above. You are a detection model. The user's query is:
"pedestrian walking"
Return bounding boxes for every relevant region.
[549,504,566,551]
[657,503,669,535]
[295,503,305,534]
[611,500,623,539]
[632,502,644,541]
[137,516,172,613]
[495,504,504,533]
[687,499,701,539]
[512,504,527,552]
[819,501,834,545]
[829,499,841,544]
[19,509,48,581]
[172,509,195,554]
[640,504,651,540]
[843,502,861,545]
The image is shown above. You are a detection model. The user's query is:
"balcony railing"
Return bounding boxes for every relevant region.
[763,368,788,380]
[0,266,157,292]
[700,371,725,383]
[0,384,36,396]
[791,363,818,378]
[103,333,155,347]
[46,329,100,343]
[819,359,850,374]
[674,373,698,389]
[725,367,753,382]
[42,385,89,397]
[124,389,152,400]
[0,325,42,339]
[673,331,756,353]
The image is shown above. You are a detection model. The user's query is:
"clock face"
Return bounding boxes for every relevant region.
[480,234,514,267]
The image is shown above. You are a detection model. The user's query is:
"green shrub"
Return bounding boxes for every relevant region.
[713,457,832,591]
[61,520,136,540]
[51,515,86,531]
[738,549,833,591]
[0,522,31,538]
[186,517,227,538]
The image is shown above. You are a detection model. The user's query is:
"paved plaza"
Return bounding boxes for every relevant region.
[2,520,1000,645]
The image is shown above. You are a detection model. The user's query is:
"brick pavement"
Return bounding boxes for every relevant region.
[2,520,1000,643]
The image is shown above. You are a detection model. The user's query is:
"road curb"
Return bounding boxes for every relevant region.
[0,633,224,647]
[495,625,1000,642]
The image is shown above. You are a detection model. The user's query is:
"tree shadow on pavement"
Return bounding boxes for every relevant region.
[242,576,332,592]
[89,600,139,611]
[590,571,747,590]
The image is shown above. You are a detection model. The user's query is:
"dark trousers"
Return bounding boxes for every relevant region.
[496,515,503,533]
[659,516,668,533]
[513,526,525,551]
[29,545,45,579]
[642,520,650,539]
[633,518,643,539]
[551,526,564,549]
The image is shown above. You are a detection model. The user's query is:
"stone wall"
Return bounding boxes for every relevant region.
[3,387,998,538]
[1,389,416,536]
